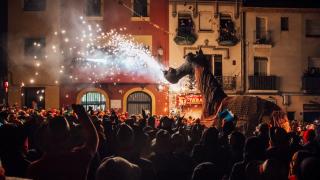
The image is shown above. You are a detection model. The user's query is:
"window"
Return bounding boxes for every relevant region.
[308,57,320,69]
[287,112,295,121]
[127,91,152,115]
[174,13,197,45]
[81,92,106,111]
[86,0,103,17]
[303,104,320,122]
[24,0,46,11]
[178,13,194,36]
[199,11,212,31]
[281,17,289,31]
[213,55,222,77]
[24,87,45,109]
[256,17,267,40]
[24,37,45,58]
[254,57,268,76]
[306,20,320,37]
[133,0,148,17]
[218,14,238,46]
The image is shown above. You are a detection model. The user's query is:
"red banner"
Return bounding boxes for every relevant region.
[176,94,203,106]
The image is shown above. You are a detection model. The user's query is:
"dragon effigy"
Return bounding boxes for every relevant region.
[164,50,290,136]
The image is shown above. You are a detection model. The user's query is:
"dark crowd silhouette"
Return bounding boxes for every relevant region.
[0,104,319,180]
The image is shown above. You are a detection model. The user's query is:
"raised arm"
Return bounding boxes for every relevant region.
[72,104,99,155]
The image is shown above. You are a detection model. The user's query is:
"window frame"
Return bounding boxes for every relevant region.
[24,37,46,58]
[127,91,152,115]
[131,0,150,21]
[81,91,107,111]
[177,13,194,36]
[23,0,46,12]
[306,19,320,38]
[281,17,289,31]
[254,57,269,76]
[85,0,104,20]
[256,16,268,39]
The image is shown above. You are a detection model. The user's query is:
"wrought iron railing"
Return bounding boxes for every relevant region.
[253,30,272,45]
[302,76,320,93]
[215,76,237,90]
[249,75,278,90]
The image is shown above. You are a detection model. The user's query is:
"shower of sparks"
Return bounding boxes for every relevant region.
[25,16,168,86]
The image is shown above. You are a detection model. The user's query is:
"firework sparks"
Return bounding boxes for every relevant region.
[26,16,169,87]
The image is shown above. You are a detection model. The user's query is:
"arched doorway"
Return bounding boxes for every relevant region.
[127,91,152,115]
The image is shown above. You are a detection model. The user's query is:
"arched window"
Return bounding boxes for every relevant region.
[127,91,152,115]
[81,91,106,111]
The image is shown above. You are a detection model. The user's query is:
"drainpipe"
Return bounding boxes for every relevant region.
[172,1,177,17]
[193,0,198,18]
[241,10,246,94]
[214,0,219,18]
[234,0,239,19]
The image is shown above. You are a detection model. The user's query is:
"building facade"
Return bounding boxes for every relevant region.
[168,0,242,118]
[8,0,61,109]
[59,0,169,115]
[7,0,169,115]
[243,2,320,122]
[6,0,320,121]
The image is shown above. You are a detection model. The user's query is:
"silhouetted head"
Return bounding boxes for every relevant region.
[244,137,265,161]
[200,127,219,147]
[163,49,208,84]
[47,116,70,150]
[261,159,288,180]
[152,129,171,153]
[116,124,134,150]
[269,127,289,147]
[229,131,245,151]
[96,156,141,180]
[299,157,320,180]
[192,162,219,180]
[290,150,313,178]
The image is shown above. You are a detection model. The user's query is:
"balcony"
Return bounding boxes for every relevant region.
[215,76,237,91]
[249,75,278,93]
[302,76,320,93]
[253,31,273,48]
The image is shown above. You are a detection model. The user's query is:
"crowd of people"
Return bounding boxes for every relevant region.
[0,104,319,180]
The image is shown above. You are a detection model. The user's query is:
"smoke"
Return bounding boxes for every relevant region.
[11,6,168,87]
[51,16,168,85]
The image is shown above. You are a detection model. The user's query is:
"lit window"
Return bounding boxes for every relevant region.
[24,0,46,11]
[127,91,151,115]
[81,92,107,111]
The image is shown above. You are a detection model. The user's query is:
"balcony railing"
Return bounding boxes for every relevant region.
[249,75,278,90]
[215,76,237,90]
[253,31,273,45]
[302,76,320,93]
